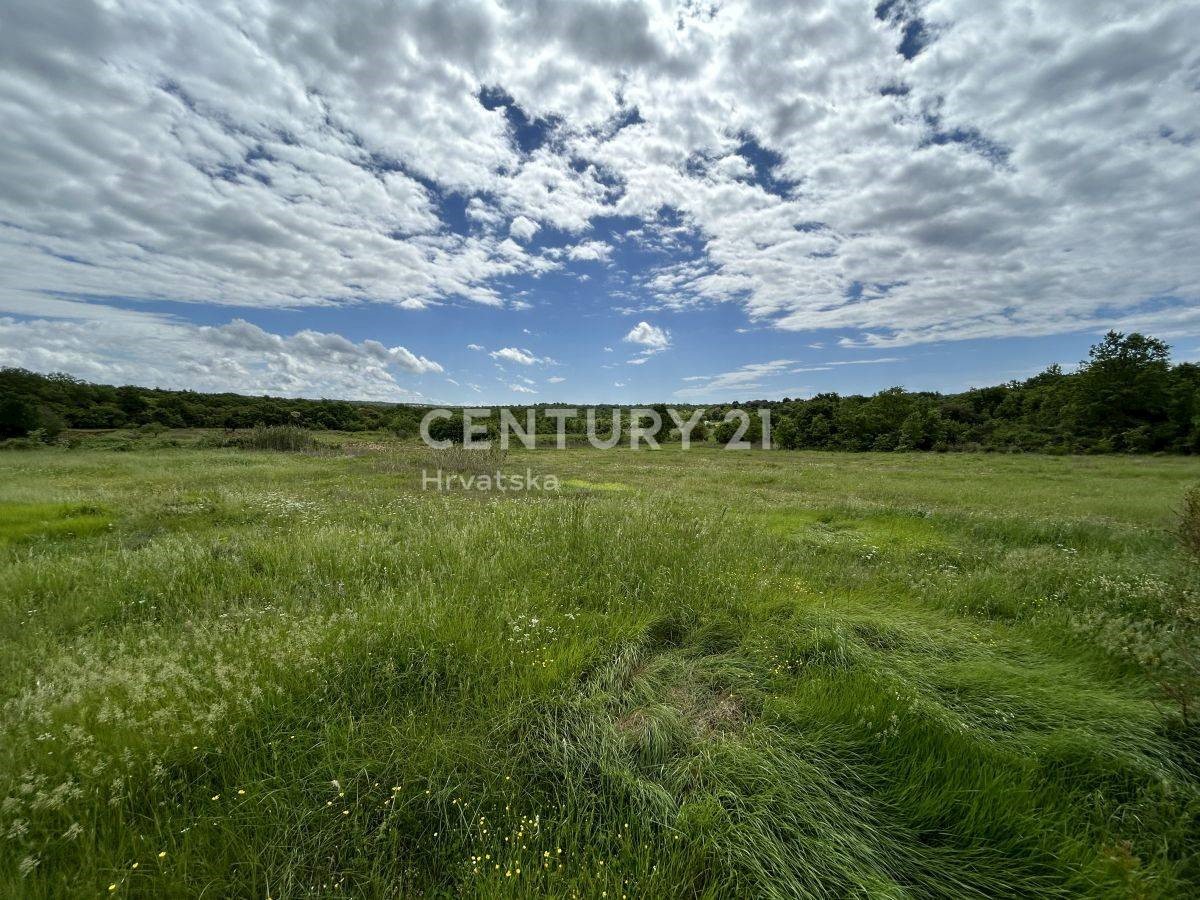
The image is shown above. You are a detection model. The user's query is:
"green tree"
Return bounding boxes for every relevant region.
[115,385,150,422]
[1076,332,1171,445]
[0,396,40,438]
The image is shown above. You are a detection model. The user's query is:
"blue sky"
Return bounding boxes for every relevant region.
[1,1,1198,404]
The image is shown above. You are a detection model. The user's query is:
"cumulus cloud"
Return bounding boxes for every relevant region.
[467,343,486,351]
[0,0,1197,384]
[623,320,671,364]
[624,321,671,350]
[0,310,440,400]
[508,383,536,394]
[565,240,613,262]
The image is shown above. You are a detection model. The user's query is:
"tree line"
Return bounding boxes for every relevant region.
[2,332,1198,453]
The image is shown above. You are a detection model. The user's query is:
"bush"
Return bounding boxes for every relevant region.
[1073,606,1200,726]
[0,436,42,451]
[37,407,66,440]
[424,412,499,446]
[0,396,39,438]
[1182,486,1200,561]
[238,425,318,452]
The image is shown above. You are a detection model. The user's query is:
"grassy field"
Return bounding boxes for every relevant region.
[2,438,1199,897]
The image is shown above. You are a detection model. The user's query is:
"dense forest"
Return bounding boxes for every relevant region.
[2,332,1198,453]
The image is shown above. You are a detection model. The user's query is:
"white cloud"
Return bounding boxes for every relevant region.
[508,383,536,394]
[565,239,612,262]
[623,321,671,350]
[467,343,486,351]
[674,359,795,399]
[490,346,544,366]
[0,0,1195,382]
[546,375,565,383]
[790,356,903,372]
[509,216,540,242]
[0,308,439,400]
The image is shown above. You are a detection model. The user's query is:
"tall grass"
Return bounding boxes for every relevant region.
[420,442,509,474]
[236,425,318,452]
[0,445,1198,896]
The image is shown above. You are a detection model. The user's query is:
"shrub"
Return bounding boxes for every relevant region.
[1182,486,1200,561]
[0,396,39,438]
[37,407,66,440]
[0,436,42,451]
[1073,607,1200,726]
[238,425,318,452]
[423,411,499,446]
[1072,567,1200,726]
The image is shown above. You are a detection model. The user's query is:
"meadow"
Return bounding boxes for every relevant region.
[2,435,1199,897]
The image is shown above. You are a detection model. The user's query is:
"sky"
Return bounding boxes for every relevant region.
[1,0,1198,405]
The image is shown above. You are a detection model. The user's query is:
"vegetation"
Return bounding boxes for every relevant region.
[232,425,319,452]
[1,442,1199,896]
[4,331,1199,453]
[1182,486,1200,562]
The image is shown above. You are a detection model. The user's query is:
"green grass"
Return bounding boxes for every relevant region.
[0,503,111,545]
[1,441,1199,897]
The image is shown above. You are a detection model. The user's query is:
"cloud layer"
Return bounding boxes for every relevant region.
[2,0,1199,395]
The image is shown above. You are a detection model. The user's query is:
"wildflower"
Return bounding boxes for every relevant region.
[158,851,166,859]
[108,885,117,892]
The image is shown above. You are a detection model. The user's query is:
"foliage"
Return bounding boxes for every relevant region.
[765,332,1200,454]
[0,396,40,439]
